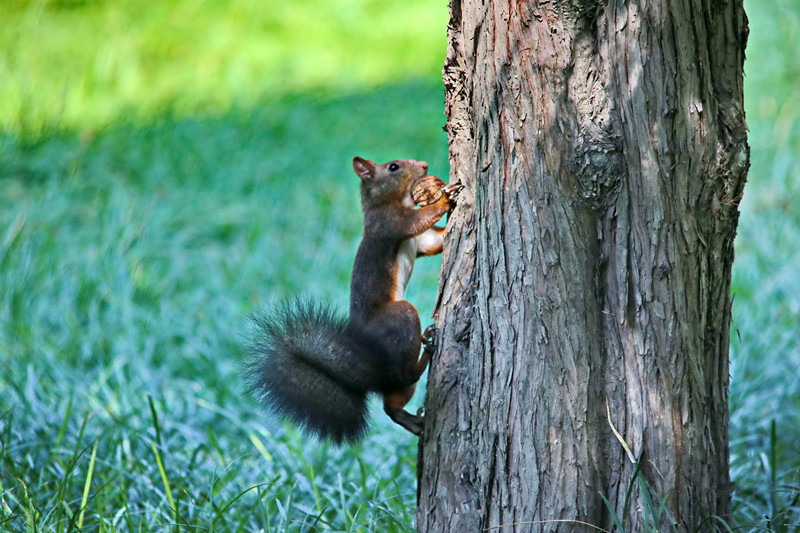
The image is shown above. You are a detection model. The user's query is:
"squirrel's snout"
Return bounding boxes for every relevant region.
[420,161,429,173]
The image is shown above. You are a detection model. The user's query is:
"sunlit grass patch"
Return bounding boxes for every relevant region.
[0,0,448,134]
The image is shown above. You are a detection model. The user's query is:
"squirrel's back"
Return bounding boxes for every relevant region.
[246,299,397,443]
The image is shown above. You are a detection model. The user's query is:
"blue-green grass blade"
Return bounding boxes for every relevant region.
[77,436,99,529]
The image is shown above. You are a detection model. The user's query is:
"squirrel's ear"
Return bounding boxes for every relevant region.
[352,157,377,181]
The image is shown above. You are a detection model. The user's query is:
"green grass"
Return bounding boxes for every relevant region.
[729,0,800,529]
[1,0,448,134]
[0,83,450,531]
[1,0,799,531]
[1,2,449,531]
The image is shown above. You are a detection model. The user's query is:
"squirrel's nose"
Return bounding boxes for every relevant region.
[420,161,429,173]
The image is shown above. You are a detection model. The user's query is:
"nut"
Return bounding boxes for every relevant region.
[411,174,446,207]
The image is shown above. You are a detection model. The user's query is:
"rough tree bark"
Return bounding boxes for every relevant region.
[418,0,748,531]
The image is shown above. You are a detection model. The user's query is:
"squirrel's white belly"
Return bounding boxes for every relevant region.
[393,238,417,301]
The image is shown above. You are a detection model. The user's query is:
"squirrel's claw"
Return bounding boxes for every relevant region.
[422,325,438,351]
[441,181,463,204]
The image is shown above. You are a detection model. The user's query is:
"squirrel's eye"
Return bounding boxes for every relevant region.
[388,162,400,172]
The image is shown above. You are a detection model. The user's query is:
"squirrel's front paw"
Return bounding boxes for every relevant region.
[441,181,464,204]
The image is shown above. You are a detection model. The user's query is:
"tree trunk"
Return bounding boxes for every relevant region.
[418,1,748,531]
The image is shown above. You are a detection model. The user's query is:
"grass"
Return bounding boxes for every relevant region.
[729,0,800,528]
[0,0,798,531]
[1,2,448,531]
[1,0,448,134]
[0,83,450,531]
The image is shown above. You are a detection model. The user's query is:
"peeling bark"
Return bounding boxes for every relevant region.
[418,1,748,531]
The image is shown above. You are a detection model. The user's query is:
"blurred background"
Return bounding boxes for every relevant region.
[0,0,798,530]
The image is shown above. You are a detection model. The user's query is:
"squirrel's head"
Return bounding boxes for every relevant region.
[352,157,429,208]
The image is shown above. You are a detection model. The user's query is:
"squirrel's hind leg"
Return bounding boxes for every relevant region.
[382,326,440,436]
[384,407,423,436]
[421,324,438,353]
[404,323,437,382]
[383,378,424,435]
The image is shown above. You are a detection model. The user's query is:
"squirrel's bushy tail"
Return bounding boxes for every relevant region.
[245,299,391,444]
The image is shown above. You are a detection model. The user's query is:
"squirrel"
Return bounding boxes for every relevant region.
[246,157,461,444]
